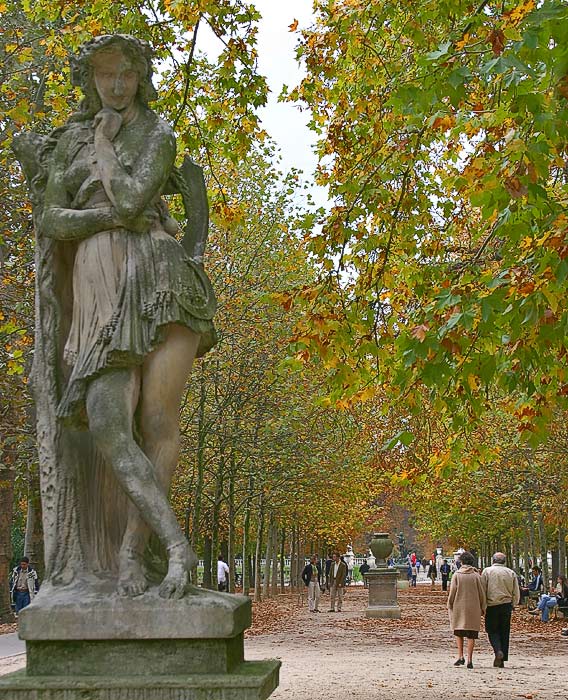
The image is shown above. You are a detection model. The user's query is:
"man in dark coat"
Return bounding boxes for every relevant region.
[440,559,451,592]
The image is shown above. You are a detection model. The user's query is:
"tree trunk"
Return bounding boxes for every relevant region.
[536,510,549,586]
[24,469,44,578]
[227,472,235,593]
[210,454,225,590]
[188,373,207,584]
[242,475,253,596]
[290,525,297,592]
[559,526,567,577]
[203,534,212,589]
[280,528,286,593]
[512,535,520,575]
[523,529,530,580]
[526,506,536,568]
[271,521,278,597]
[0,459,15,620]
[253,495,264,603]
[262,511,273,600]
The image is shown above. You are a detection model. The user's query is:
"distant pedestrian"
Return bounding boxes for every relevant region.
[440,559,451,592]
[10,557,38,614]
[411,552,417,566]
[448,551,486,669]
[302,555,323,613]
[328,552,347,612]
[324,553,333,591]
[428,561,437,586]
[411,564,418,587]
[217,555,230,592]
[482,552,520,668]
[359,560,370,588]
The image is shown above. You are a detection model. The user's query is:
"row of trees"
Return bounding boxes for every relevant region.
[1,0,567,616]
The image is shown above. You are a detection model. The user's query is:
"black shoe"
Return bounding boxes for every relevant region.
[467,661,473,669]
[328,609,335,612]
[453,658,465,666]
[493,651,504,667]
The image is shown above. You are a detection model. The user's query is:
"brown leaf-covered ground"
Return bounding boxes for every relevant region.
[1,585,565,698]
[246,585,568,699]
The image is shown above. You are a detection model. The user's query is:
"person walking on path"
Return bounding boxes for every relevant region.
[440,559,451,592]
[10,557,39,614]
[428,561,437,587]
[217,555,230,592]
[482,552,520,668]
[448,551,486,669]
[359,560,370,588]
[328,552,347,612]
[302,555,323,613]
[411,563,418,587]
[324,553,333,591]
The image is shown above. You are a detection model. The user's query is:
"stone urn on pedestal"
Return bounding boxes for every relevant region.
[364,532,401,619]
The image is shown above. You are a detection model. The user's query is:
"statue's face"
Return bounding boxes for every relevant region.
[92,49,139,111]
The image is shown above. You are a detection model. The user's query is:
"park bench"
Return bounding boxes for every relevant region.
[525,591,540,611]
[553,604,568,621]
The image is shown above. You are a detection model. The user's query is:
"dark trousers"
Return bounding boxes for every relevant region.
[485,603,513,661]
[14,590,30,613]
[441,575,449,591]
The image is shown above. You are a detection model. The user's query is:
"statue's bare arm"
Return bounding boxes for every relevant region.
[42,134,119,240]
[95,111,176,220]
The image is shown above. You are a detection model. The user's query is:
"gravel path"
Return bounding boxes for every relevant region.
[246,586,568,699]
[1,586,566,699]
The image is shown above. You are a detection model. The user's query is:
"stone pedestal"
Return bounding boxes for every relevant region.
[395,564,410,590]
[0,582,280,699]
[364,569,401,619]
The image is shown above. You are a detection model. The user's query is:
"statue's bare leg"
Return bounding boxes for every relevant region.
[114,325,200,597]
[85,333,197,599]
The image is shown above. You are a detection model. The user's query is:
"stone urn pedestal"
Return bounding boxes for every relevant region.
[0,581,280,700]
[395,563,410,590]
[364,533,401,620]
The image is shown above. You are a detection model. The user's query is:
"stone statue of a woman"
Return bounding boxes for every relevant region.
[13,35,216,600]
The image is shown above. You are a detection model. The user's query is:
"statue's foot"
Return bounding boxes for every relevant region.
[117,553,148,598]
[159,542,197,600]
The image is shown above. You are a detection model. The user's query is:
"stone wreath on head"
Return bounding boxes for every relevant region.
[70,34,158,118]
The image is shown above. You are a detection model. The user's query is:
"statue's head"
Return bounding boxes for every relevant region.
[71,34,157,116]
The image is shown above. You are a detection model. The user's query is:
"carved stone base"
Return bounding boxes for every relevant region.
[0,582,280,700]
[364,569,401,619]
[0,661,280,699]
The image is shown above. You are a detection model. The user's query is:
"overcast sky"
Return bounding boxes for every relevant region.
[200,1,328,208]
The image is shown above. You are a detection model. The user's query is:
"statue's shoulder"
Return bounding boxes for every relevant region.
[141,108,175,147]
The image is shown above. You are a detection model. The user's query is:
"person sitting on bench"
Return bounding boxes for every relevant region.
[529,576,568,622]
[520,566,543,599]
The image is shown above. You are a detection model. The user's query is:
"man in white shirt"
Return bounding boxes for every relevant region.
[481,552,520,668]
[217,556,230,592]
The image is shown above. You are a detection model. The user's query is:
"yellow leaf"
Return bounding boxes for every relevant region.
[289,18,299,32]
[467,374,480,391]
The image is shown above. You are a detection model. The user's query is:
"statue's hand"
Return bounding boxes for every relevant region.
[112,207,157,234]
[94,108,123,141]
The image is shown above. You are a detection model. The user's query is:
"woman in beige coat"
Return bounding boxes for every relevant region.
[448,551,487,668]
